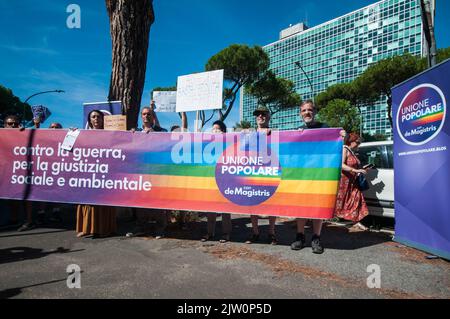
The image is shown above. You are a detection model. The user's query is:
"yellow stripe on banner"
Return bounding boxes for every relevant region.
[277,180,339,195]
[145,175,339,195]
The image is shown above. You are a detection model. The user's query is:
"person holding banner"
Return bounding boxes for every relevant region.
[291,100,330,254]
[76,110,117,238]
[170,112,190,230]
[334,133,370,229]
[134,103,167,133]
[201,120,232,243]
[3,115,21,227]
[245,106,277,245]
[127,106,169,238]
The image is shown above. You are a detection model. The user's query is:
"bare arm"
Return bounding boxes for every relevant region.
[150,100,161,127]
[181,112,188,131]
[341,147,367,174]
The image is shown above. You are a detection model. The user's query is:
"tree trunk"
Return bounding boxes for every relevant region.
[106,0,155,130]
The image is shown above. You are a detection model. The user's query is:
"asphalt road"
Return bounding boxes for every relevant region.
[0,212,449,299]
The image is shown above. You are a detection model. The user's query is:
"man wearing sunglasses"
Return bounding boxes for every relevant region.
[245,105,277,245]
[4,115,20,128]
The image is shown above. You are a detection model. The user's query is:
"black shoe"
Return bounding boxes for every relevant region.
[268,233,277,245]
[291,233,305,250]
[245,233,259,244]
[17,223,36,232]
[311,235,324,254]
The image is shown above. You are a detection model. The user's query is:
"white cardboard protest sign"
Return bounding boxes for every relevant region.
[152,91,177,112]
[61,129,81,151]
[176,69,224,112]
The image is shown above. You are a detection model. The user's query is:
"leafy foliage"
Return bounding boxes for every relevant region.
[233,120,252,131]
[206,44,300,123]
[318,99,360,133]
[0,85,32,125]
[245,71,301,115]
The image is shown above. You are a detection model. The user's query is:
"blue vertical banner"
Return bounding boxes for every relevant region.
[392,59,450,260]
[83,101,122,129]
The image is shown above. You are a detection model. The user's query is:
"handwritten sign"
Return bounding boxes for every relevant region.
[153,91,177,112]
[83,101,122,129]
[104,115,127,131]
[176,69,224,112]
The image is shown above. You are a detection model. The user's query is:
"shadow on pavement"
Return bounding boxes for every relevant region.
[0,246,84,265]
[0,276,79,299]
[120,215,392,250]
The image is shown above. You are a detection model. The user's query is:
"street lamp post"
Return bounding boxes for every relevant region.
[23,90,65,126]
[294,61,314,101]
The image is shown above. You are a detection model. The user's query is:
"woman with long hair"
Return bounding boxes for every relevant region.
[76,110,117,238]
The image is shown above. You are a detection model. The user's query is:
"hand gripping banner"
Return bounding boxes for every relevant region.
[0,128,343,219]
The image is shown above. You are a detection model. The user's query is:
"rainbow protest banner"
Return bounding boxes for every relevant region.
[0,128,343,219]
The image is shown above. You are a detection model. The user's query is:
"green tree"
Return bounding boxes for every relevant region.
[0,85,32,124]
[436,47,450,63]
[151,86,177,94]
[362,133,389,142]
[245,70,301,115]
[315,83,358,110]
[233,120,252,131]
[355,53,421,127]
[318,99,360,133]
[205,44,270,122]
[418,46,450,70]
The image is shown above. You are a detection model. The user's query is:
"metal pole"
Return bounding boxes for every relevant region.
[421,0,437,68]
[294,61,314,101]
[22,90,65,125]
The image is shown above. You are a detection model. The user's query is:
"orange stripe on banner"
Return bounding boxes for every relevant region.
[126,174,339,195]
[124,197,334,219]
[134,187,336,209]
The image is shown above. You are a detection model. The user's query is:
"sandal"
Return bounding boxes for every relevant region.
[219,234,230,243]
[245,233,259,244]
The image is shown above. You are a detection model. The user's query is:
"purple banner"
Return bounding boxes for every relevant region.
[83,101,122,129]
[392,59,450,260]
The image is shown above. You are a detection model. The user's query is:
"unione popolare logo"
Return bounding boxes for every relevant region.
[396,84,446,145]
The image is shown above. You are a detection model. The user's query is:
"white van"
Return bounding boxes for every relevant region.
[356,141,394,218]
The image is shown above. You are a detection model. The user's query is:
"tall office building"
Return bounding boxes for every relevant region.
[241,0,425,137]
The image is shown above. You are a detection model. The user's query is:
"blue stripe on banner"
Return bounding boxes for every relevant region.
[140,150,342,168]
[277,141,342,155]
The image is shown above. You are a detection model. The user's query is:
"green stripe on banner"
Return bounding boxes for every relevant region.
[133,164,341,181]
[282,168,341,181]
[137,164,216,177]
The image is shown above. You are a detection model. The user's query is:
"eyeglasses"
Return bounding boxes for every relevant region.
[255,112,268,117]
[5,122,19,127]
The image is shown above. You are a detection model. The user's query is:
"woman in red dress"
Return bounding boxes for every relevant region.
[335,133,371,230]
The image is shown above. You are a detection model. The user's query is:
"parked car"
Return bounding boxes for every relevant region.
[357,141,394,218]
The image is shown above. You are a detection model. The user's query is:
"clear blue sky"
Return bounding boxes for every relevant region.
[1,0,449,130]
